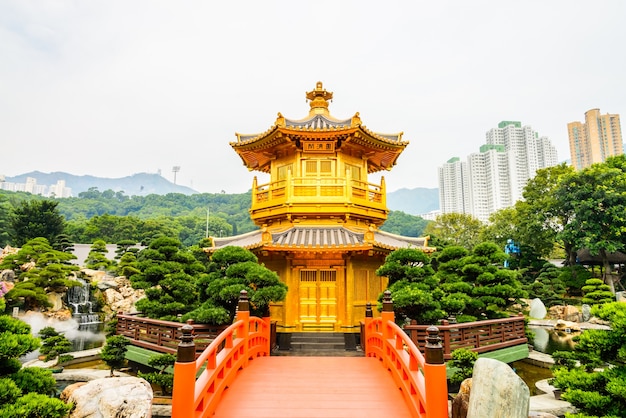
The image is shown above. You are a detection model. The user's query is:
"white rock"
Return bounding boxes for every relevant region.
[467,358,529,418]
[63,376,153,418]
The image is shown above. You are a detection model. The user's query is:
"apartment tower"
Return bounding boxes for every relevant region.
[568,109,623,170]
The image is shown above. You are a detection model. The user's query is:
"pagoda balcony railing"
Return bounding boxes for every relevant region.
[251,175,387,213]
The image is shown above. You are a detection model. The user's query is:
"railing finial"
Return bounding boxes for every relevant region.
[176,323,196,363]
[425,325,444,364]
[365,302,373,318]
[238,289,250,312]
[382,290,393,312]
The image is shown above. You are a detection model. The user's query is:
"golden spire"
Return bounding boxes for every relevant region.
[305,81,333,116]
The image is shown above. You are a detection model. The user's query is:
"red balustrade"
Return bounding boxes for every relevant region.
[363,291,448,418]
[171,291,270,418]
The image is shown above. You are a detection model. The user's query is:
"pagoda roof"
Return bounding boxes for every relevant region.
[231,82,408,173]
[206,226,434,253]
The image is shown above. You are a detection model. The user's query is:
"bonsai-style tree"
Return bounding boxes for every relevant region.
[0,299,72,417]
[84,239,115,271]
[185,246,288,325]
[0,237,80,311]
[448,348,478,386]
[376,248,445,325]
[130,237,203,321]
[581,278,614,306]
[525,263,566,307]
[38,327,73,363]
[138,353,176,396]
[100,335,130,377]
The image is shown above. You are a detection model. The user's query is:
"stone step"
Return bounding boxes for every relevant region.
[291,342,347,351]
[289,332,346,351]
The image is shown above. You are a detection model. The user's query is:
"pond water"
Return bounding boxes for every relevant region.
[528,325,578,355]
[510,360,553,396]
[18,312,106,362]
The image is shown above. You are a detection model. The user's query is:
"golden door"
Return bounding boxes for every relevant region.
[299,269,337,327]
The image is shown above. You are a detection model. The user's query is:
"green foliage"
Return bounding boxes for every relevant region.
[9,199,66,247]
[515,163,576,263]
[185,246,287,324]
[10,367,57,396]
[0,392,73,418]
[0,377,22,404]
[38,327,72,362]
[581,278,614,305]
[380,211,429,237]
[424,213,484,250]
[550,302,626,417]
[559,265,593,296]
[138,353,176,395]
[376,248,444,324]
[131,237,202,320]
[448,348,478,384]
[0,316,40,375]
[434,244,527,320]
[84,239,115,271]
[525,263,566,307]
[0,238,80,311]
[100,335,130,377]
[556,155,626,287]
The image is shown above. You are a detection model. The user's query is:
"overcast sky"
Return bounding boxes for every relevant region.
[2,1,625,194]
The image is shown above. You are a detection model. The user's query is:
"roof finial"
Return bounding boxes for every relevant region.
[305,81,333,116]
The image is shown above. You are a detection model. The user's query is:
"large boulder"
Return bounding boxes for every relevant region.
[61,376,153,418]
[529,298,547,319]
[467,358,529,418]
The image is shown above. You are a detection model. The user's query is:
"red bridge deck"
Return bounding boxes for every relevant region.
[213,356,412,418]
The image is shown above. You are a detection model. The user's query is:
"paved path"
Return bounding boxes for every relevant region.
[213,356,413,418]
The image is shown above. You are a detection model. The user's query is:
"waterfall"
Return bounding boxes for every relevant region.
[66,278,101,325]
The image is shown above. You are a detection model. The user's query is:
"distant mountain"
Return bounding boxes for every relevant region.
[386,187,439,216]
[6,171,197,196]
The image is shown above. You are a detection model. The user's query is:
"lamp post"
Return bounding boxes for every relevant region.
[205,207,210,238]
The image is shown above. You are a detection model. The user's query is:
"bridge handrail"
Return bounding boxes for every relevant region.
[404,314,527,360]
[364,292,448,418]
[171,291,270,418]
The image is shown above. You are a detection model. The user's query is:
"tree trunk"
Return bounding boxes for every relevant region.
[600,249,616,294]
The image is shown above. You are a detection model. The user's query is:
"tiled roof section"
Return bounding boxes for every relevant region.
[285,114,352,130]
[360,126,404,142]
[373,230,429,250]
[211,230,263,250]
[272,227,364,247]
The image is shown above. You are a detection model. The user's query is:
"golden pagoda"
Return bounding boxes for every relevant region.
[209,82,434,333]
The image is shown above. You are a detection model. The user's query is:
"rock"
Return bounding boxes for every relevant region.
[467,358,529,418]
[1,269,15,282]
[47,292,65,311]
[616,291,626,302]
[451,378,471,418]
[62,376,153,418]
[562,305,581,322]
[528,413,558,418]
[529,298,547,319]
[581,304,591,322]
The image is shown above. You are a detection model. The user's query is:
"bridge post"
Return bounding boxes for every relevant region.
[237,290,250,365]
[424,326,448,418]
[381,290,394,340]
[363,302,373,355]
[172,322,196,418]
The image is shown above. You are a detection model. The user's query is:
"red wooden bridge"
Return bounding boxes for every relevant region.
[170,291,449,418]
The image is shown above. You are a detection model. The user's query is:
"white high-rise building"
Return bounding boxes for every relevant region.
[438,121,558,222]
[438,157,469,214]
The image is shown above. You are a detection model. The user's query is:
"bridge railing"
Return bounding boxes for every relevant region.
[171,291,270,418]
[364,291,448,418]
[404,314,527,360]
[115,313,228,355]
